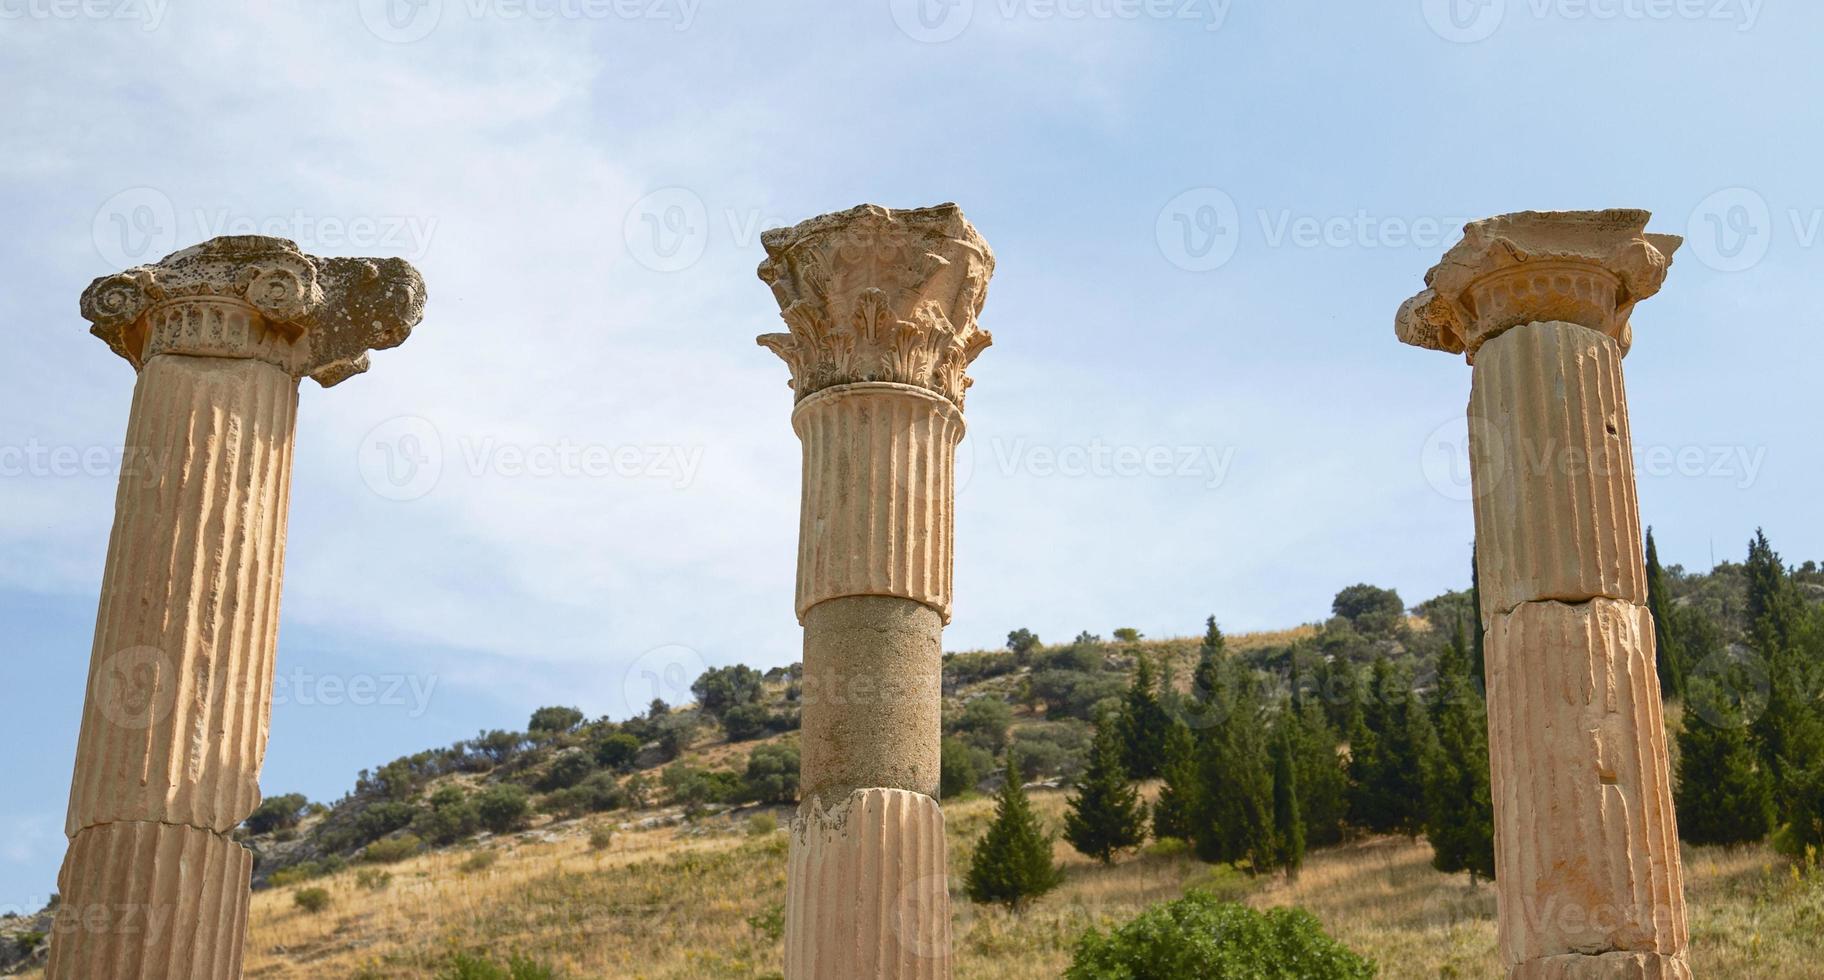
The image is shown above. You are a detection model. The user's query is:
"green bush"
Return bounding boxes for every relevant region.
[1065,893,1376,979]
[951,697,1013,753]
[477,784,532,833]
[542,771,629,819]
[747,812,778,837]
[537,751,597,792]
[293,887,332,914]
[663,762,742,810]
[439,949,563,980]
[267,855,346,888]
[940,736,993,799]
[588,825,615,851]
[461,850,500,873]
[527,706,585,736]
[594,732,643,770]
[355,868,393,891]
[1011,720,1093,781]
[362,834,423,864]
[245,792,310,834]
[415,786,483,845]
[742,743,800,805]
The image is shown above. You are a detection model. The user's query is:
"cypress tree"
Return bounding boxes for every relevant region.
[1065,721,1148,863]
[1348,657,1435,836]
[1644,528,1687,700]
[1118,653,1171,778]
[1745,529,1812,800]
[966,754,1063,910]
[1423,617,1496,881]
[1152,719,1200,842]
[1291,699,1348,848]
[1271,719,1305,879]
[1192,662,1276,872]
[1676,677,1774,845]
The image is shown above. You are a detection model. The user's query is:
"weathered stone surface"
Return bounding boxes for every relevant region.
[64,355,296,837]
[81,235,425,387]
[792,383,964,622]
[1512,950,1693,980]
[1395,210,1681,362]
[50,236,424,979]
[757,203,992,407]
[1470,321,1644,614]
[48,821,251,980]
[1485,599,1686,974]
[785,788,951,980]
[759,205,991,979]
[800,595,944,804]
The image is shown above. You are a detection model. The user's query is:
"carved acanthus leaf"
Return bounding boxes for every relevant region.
[755,203,993,406]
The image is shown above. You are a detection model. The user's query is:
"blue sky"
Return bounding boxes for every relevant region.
[0,0,1815,907]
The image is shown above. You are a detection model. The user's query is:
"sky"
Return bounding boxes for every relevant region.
[0,0,1816,908]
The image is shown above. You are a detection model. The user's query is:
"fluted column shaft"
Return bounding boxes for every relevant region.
[1470,321,1687,979]
[756,203,994,980]
[51,351,294,979]
[50,235,425,979]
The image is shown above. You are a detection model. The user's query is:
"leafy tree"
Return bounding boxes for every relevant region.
[1423,618,1495,881]
[1066,894,1377,980]
[721,702,778,742]
[476,784,531,834]
[472,729,524,766]
[952,697,1014,754]
[245,792,310,835]
[1152,720,1200,842]
[1676,676,1775,845]
[1112,627,1143,643]
[1011,720,1094,782]
[1331,584,1405,636]
[527,706,584,736]
[1006,628,1042,662]
[1064,721,1148,864]
[1645,529,1687,700]
[940,735,993,798]
[691,664,765,721]
[654,711,699,762]
[413,786,481,844]
[662,763,741,812]
[742,742,800,805]
[1270,721,1305,878]
[965,755,1063,910]
[1117,653,1172,778]
[594,732,642,771]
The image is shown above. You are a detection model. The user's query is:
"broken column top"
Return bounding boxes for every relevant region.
[1395,209,1682,362]
[756,202,994,408]
[80,235,426,387]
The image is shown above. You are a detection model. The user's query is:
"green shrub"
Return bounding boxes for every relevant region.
[940,736,993,799]
[461,850,500,873]
[741,743,800,805]
[663,763,742,811]
[362,834,423,864]
[588,825,615,851]
[541,772,628,819]
[267,855,346,888]
[747,812,778,837]
[439,949,563,980]
[722,702,779,742]
[594,732,643,771]
[415,787,482,845]
[355,868,393,891]
[351,800,420,846]
[537,751,597,792]
[1011,720,1093,781]
[747,903,786,943]
[14,931,45,955]
[527,706,585,736]
[245,792,310,834]
[477,784,532,833]
[1065,893,1376,979]
[951,697,1013,753]
[293,887,332,914]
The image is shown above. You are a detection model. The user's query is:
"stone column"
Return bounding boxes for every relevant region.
[755,204,993,980]
[1397,211,1689,979]
[48,236,425,979]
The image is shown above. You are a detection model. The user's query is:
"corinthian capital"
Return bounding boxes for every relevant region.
[1396,209,1682,361]
[756,203,993,407]
[79,235,426,387]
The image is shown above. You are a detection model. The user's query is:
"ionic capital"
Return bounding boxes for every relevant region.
[1396,210,1681,362]
[756,203,993,408]
[79,235,426,387]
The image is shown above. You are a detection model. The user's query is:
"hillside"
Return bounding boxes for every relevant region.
[7,546,1822,978]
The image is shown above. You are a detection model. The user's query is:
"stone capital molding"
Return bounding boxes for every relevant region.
[1395,210,1682,362]
[79,235,426,387]
[757,203,993,408]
